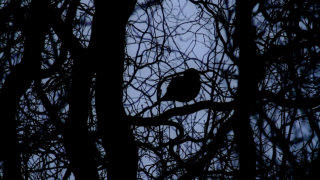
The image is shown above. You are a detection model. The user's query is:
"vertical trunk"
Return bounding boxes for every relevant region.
[0,72,23,179]
[235,0,256,179]
[94,0,138,179]
[56,0,100,178]
[65,55,99,179]
[0,0,48,178]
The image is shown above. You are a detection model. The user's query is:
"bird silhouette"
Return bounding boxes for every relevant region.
[136,68,201,116]
[161,68,201,102]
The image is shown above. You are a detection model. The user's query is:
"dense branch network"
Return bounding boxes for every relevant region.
[0,0,320,179]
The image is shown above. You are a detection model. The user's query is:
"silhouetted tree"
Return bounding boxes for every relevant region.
[1,0,320,179]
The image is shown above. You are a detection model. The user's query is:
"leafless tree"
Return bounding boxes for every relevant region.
[0,0,320,179]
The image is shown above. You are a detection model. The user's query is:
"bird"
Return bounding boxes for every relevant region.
[136,68,201,116]
[161,68,201,102]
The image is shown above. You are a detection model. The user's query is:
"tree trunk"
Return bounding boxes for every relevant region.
[64,52,99,179]
[235,0,257,179]
[94,0,138,179]
[0,0,48,178]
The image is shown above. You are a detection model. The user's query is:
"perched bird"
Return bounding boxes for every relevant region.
[161,68,201,102]
[136,68,201,116]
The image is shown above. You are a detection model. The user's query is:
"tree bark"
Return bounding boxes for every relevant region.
[94,0,138,179]
[64,54,99,179]
[0,0,50,178]
[234,0,257,179]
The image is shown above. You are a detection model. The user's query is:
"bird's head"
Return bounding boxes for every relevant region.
[184,68,200,79]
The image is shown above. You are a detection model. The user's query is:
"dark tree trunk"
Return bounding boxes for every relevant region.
[64,55,99,179]
[0,0,49,179]
[61,0,99,179]
[94,0,138,179]
[234,0,257,179]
